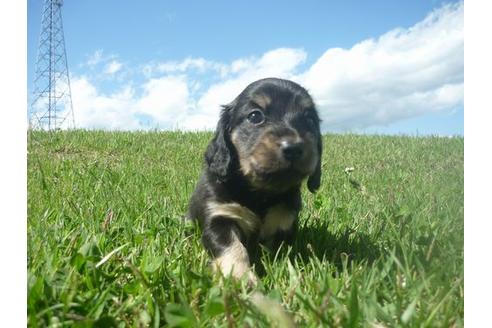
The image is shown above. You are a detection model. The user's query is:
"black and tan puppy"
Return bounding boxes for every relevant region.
[186,78,322,283]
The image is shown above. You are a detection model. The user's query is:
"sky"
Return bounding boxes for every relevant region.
[27,0,464,135]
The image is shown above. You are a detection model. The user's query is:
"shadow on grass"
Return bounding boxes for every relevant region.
[253,220,383,276]
[294,221,382,270]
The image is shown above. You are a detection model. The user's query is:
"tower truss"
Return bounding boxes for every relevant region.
[30,0,75,130]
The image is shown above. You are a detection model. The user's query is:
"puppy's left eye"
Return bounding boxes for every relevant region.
[247,110,265,125]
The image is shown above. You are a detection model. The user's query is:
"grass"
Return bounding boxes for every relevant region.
[27,130,464,327]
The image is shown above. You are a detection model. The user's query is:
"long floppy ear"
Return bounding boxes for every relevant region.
[205,104,235,182]
[307,131,322,193]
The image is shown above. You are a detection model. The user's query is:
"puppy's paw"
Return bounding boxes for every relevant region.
[212,257,258,287]
[245,270,259,287]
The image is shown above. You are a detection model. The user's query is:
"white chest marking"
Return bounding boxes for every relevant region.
[259,205,296,241]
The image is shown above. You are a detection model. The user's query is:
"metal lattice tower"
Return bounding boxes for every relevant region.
[30,0,75,130]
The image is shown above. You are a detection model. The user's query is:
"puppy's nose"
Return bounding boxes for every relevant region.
[281,140,304,161]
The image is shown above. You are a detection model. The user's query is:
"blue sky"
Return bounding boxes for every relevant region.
[27,0,463,135]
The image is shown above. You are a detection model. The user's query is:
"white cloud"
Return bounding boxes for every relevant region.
[298,1,463,130]
[71,76,140,130]
[84,50,124,77]
[157,57,225,74]
[86,49,103,67]
[141,57,229,79]
[71,75,194,130]
[185,48,307,130]
[69,2,463,132]
[104,60,123,75]
[136,75,191,128]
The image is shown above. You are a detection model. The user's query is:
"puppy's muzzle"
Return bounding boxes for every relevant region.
[280,140,304,162]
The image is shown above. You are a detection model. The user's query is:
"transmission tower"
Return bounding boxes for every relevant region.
[30,0,75,130]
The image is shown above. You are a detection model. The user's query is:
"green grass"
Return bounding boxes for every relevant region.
[27,130,463,327]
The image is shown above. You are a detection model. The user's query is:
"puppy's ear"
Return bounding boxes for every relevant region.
[205,104,235,181]
[307,131,322,193]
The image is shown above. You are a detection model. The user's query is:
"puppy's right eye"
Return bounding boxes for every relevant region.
[247,110,265,125]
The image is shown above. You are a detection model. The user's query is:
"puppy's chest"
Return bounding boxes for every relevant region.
[258,205,296,241]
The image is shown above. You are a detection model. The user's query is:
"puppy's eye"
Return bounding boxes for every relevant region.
[247,110,265,125]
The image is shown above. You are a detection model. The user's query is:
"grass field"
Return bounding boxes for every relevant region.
[27,130,464,327]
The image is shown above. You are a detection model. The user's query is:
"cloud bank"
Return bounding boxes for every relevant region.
[70,2,463,131]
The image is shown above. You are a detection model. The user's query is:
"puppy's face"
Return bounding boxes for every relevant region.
[206,78,322,193]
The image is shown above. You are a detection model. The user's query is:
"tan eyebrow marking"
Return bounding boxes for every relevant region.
[251,94,272,110]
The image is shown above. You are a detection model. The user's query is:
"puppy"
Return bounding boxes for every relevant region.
[186,78,322,283]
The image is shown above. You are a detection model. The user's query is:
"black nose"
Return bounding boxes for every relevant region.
[281,141,304,161]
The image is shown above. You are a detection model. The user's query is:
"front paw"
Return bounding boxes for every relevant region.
[212,257,258,286]
[245,270,259,287]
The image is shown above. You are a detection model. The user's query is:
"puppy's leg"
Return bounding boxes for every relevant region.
[202,217,257,284]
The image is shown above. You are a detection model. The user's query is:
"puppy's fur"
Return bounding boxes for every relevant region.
[186,78,322,282]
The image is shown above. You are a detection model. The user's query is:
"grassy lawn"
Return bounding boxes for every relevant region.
[27,130,463,327]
